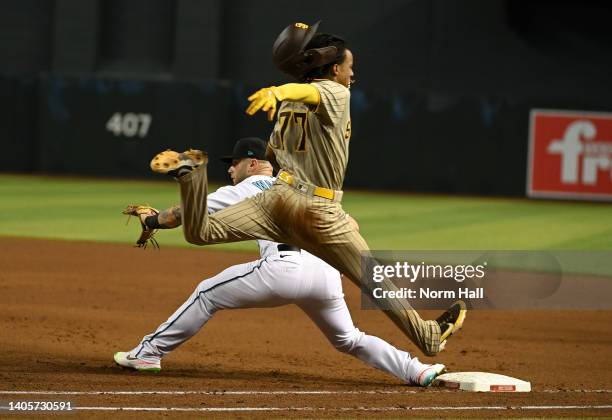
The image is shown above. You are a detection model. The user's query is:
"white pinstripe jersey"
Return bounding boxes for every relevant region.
[269,79,352,190]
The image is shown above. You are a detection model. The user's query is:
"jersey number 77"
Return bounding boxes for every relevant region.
[272,111,352,153]
[273,111,308,152]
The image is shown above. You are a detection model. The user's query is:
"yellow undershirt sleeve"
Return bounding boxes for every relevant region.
[274,83,320,106]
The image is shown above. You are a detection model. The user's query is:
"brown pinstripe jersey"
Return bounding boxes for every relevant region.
[269,79,352,190]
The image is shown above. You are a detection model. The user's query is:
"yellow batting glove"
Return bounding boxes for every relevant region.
[246,87,282,121]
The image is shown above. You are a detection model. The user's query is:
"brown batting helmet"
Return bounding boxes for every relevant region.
[272,21,338,79]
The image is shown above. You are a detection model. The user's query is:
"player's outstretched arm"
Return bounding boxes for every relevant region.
[246,83,320,121]
[125,175,253,249]
[146,205,182,229]
[122,204,181,249]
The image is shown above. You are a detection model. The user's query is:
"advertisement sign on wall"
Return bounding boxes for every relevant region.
[527,109,612,201]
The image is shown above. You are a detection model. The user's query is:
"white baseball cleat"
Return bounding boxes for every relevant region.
[114,352,161,373]
[411,363,446,387]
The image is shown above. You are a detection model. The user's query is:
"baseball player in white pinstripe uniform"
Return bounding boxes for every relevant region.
[115,137,445,386]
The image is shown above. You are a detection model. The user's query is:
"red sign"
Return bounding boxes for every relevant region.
[528,109,612,201]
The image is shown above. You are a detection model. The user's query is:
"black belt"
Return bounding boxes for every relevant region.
[277,244,301,252]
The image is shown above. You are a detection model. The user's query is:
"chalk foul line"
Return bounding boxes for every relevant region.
[0,389,611,395]
[1,405,611,412]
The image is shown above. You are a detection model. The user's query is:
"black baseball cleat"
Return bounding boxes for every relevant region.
[436,300,467,346]
[150,149,207,177]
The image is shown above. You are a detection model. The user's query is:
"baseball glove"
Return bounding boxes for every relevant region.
[122,204,160,249]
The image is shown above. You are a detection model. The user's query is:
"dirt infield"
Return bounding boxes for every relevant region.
[0,237,611,418]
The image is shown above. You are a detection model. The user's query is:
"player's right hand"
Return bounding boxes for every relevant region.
[246,87,281,121]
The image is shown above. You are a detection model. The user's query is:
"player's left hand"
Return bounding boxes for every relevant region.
[122,204,160,249]
[246,87,281,121]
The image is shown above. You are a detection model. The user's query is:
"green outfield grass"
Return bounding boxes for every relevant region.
[1,174,611,253]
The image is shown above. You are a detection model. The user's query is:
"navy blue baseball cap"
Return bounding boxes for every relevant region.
[220,137,268,163]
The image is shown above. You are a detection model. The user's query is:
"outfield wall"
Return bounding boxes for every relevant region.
[2,0,611,195]
[4,72,612,195]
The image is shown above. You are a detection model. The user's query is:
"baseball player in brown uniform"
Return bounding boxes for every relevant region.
[147,22,465,356]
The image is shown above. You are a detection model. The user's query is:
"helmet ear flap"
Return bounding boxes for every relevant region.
[304,46,338,68]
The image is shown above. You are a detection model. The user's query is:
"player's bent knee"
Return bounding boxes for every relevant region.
[199,292,219,317]
[332,328,364,354]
